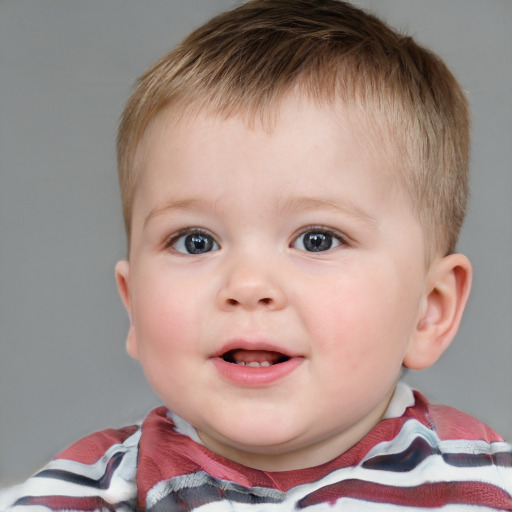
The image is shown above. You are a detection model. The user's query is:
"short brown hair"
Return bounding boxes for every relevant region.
[117,0,470,256]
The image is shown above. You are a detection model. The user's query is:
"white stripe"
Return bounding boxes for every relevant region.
[382,381,415,420]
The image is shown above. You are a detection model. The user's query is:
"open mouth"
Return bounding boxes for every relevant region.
[221,349,290,367]
[213,345,302,385]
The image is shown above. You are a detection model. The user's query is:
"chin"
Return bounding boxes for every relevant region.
[204,421,304,454]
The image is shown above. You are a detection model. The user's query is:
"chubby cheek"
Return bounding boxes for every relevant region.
[133,299,206,412]
[130,268,203,375]
[310,275,408,380]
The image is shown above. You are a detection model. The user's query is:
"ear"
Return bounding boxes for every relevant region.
[115,260,140,360]
[403,253,472,370]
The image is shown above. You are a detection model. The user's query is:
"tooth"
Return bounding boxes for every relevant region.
[241,361,273,367]
[233,360,274,367]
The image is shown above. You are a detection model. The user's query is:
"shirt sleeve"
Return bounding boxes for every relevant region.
[1,426,141,512]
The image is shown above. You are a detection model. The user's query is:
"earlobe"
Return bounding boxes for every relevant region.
[125,326,140,360]
[403,253,472,370]
[115,260,140,360]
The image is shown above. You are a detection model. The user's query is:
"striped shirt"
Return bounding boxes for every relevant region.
[3,384,512,511]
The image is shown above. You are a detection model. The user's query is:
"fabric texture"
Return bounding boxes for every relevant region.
[3,384,512,511]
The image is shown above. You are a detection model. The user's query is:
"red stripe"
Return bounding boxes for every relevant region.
[56,425,139,464]
[14,495,116,511]
[297,479,512,509]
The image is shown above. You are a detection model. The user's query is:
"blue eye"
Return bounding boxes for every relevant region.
[293,229,343,252]
[171,231,219,254]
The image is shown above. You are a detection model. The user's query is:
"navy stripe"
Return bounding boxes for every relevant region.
[148,475,283,511]
[34,451,124,490]
[443,450,512,468]
[362,436,437,472]
[363,435,512,472]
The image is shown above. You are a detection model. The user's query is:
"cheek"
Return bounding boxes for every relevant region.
[131,270,201,357]
[308,273,410,365]
[130,274,203,405]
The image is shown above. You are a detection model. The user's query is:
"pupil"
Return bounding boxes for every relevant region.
[305,232,332,252]
[185,234,212,254]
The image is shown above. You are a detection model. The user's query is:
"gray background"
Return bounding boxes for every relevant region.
[1,0,511,487]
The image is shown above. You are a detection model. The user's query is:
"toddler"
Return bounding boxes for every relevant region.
[3,0,511,510]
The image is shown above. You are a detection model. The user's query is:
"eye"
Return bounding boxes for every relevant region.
[170,230,219,255]
[292,228,344,252]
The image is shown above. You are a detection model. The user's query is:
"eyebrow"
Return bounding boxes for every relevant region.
[275,196,379,228]
[144,197,225,228]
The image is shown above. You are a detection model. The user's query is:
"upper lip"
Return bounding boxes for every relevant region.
[211,338,298,360]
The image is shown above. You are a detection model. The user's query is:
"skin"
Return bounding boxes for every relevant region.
[116,93,471,471]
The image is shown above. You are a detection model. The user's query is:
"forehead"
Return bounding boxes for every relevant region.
[131,94,409,227]
[135,92,399,183]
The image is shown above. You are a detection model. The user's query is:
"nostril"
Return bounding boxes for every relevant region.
[225,297,273,307]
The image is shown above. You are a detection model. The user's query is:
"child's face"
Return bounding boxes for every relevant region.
[117,94,431,471]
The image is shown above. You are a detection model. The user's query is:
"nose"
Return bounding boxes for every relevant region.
[216,257,287,311]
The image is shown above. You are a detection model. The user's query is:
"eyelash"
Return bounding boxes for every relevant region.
[291,226,347,252]
[164,228,219,255]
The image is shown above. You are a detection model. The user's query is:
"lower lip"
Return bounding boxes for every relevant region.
[211,357,303,387]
